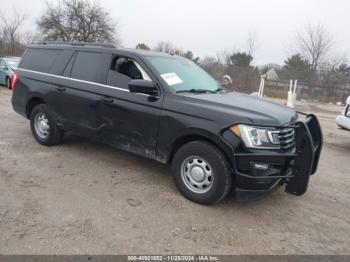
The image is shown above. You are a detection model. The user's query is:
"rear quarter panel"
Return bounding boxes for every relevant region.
[12,70,58,119]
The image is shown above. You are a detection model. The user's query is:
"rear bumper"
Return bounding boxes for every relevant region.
[336,115,350,130]
[234,114,323,201]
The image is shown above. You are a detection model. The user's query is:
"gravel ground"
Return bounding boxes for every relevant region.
[0,87,349,255]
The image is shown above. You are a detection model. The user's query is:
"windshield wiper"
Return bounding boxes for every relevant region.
[176,89,217,94]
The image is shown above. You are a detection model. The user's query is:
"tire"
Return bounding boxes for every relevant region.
[6,77,11,89]
[30,104,63,146]
[171,141,232,205]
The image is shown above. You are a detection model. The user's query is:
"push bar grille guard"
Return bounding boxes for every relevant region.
[233,114,323,197]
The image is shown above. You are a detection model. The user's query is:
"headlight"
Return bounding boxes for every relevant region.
[230,124,281,149]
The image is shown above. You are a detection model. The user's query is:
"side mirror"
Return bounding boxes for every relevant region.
[128,80,158,96]
[346,96,350,105]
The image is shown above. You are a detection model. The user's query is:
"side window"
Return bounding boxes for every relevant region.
[0,59,5,69]
[20,48,62,73]
[107,56,151,89]
[71,51,103,82]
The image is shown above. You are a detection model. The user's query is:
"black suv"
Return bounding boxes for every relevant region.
[11,42,322,205]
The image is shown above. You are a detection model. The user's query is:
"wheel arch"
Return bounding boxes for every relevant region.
[167,131,235,168]
[26,97,46,119]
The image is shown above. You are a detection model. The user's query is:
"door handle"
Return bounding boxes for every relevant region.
[56,86,66,92]
[100,97,114,104]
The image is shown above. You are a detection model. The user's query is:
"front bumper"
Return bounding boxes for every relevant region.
[234,114,323,201]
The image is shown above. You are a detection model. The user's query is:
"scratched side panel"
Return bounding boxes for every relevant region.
[95,87,163,161]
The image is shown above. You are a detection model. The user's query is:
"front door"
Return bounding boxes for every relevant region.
[96,55,162,159]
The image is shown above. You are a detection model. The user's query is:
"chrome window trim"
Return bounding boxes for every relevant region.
[17,68,128,92]
[16,68,159,98]
[133,61,151,81]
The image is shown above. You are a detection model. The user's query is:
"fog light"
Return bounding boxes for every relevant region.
[250,162,282,178]
[254,163,269,170]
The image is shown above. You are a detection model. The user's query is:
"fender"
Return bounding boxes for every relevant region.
[159,127,238,166]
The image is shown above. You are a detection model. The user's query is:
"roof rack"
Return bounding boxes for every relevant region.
[34,41,115,48]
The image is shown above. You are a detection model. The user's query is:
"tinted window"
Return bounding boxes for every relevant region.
[71,51,103,82]
[20,48,62,73]
[63,53,77,77]
[107,56,150,89]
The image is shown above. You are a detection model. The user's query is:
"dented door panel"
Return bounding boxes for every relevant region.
[95,86,162,159]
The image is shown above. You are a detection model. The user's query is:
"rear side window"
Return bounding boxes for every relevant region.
[70,51,103,82]
[62,53,77,77]
[20,48,62,73]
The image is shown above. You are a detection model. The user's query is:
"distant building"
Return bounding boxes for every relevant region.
[264,68,280,81]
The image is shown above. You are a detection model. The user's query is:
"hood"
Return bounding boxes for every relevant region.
[180,91,297,125]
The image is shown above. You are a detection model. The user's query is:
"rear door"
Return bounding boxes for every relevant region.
[95,54,163,159]
[50,50,106,138]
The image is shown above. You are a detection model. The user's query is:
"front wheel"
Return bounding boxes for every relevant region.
[30,104,63,146]
[171,141,232,205]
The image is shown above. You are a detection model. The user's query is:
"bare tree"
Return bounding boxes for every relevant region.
[153,41,187,56]
[153,41,175,53]
[200,56,226,80]
[135,43,151,50]
[37,0,120,45]
[0,8,26,55]
[319,55,349,98]
[22,31,40,45]
[217,50,232,66]
[246,31,258,56]
[295,23,333,72]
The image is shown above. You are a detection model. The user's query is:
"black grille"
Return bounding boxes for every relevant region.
[277,128,295,150]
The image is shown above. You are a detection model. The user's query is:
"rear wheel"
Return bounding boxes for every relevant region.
[30,104,63,145]
[171,141,232,205]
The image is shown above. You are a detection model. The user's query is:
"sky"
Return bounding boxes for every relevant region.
[8,0,350,65]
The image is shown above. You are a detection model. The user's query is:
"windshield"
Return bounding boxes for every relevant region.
[146,56,221,92]
[7,59,20,69]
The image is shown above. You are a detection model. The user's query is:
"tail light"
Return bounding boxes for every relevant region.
[11,73,20,91]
